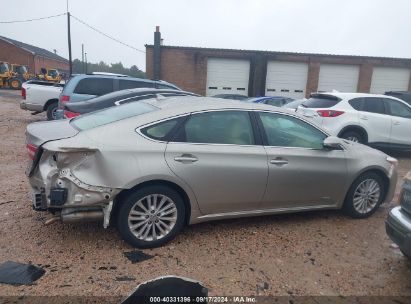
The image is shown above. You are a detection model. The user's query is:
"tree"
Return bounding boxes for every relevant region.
[71,59,145,78]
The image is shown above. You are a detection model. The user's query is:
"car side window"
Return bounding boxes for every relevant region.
[348,98,363,110]
[74,78,114,96]
[119,80,154,90]
[259,112,326,149]
[175,111,255,145]
[141,118,181,141]
[362,97,386,114]
[384,99,411,118]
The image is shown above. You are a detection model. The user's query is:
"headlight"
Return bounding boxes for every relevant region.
[386,156,398,177]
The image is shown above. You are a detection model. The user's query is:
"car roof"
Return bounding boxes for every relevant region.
[312,92,397,99]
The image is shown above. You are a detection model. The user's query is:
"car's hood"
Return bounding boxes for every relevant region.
[26,119,79,147]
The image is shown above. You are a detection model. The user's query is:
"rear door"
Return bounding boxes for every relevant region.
[358,97,391,144]
[383,98,411,147]
[256,111,348,210]
[165,110,268,215]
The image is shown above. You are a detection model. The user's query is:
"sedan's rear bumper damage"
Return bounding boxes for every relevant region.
[29,151,120,228]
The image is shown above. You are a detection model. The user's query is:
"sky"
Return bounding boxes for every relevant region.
[1,0,410,72]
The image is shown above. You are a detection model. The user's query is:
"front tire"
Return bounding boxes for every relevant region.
[343,172,385,218]
[9,78,22,90]
[117,185,186,248]
[46,102,58,120]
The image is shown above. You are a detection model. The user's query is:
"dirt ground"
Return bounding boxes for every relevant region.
[1,89,411,299]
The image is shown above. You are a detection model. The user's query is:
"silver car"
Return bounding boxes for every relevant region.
[26,96,398,248]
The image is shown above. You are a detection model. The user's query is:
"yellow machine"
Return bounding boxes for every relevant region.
[0,61,24,90]
[11,64,33,82]
[37,68,62,83]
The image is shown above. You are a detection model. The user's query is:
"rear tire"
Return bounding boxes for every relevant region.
[46,102,58,120]
[117,185,186,248]
[343,172,385,218]
[340,130,365,144]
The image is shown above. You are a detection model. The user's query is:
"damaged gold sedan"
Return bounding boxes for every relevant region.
[26,96,398,248]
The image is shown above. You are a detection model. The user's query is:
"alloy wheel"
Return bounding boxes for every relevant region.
[346,136,359,143]
[127,194,178,241]
[353,179,381,214]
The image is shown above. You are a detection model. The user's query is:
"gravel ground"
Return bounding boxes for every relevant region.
[1,89,411,298]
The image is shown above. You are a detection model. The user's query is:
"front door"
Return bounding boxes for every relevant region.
[165,110,268,215]
[256,111,348,210]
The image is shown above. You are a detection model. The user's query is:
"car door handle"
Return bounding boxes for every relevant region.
[174,154,198,163]
[393,120,401,125]
[360,115,368,120]
[270,158,289,166]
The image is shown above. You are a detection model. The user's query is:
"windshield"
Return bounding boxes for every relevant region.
[71,101,157,131]
[13,65,27,74]
[48,69,58,77]
[0,63,10,73]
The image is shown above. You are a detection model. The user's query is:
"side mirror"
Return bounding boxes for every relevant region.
[323,136,343,150]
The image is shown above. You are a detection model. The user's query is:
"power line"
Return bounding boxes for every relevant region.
[0,13,66,24]
[70,14,146,54]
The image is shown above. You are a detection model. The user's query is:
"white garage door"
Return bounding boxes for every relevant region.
[318,64,359,92]
[265,61,308,99]
[206,58,250,96]
[370,67,410,94]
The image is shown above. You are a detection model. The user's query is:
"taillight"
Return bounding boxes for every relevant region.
[317,110,345,117]
[60,95,70,103]
[26,144,38,160]
[22,87,26,100]
[64,110,80,118]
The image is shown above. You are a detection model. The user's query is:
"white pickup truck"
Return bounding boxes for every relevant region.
[20,80,65,120]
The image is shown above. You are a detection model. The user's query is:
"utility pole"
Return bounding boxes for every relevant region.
[81,44,84,73]
[85,52,88,74]
[67,12,72,76]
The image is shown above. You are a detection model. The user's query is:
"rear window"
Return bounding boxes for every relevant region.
[74,78,114,96]
[303,95,341,108]
[119,80,154,90]
[71,102,156,131]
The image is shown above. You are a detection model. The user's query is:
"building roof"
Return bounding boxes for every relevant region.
[0,35,68,63]
[145,44,411,62]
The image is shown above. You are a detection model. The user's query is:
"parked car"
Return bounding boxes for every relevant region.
[296,92,411,150]
[26,97,398,248]
[283,99,307,110]
[385,91,411,106]
[63,88,200,118]
[20,80,65,120]
[212,94,249,101]
[386,171,411,260]
[246,96,294,107]
[56,73,180,119]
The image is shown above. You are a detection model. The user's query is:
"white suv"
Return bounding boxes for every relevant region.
[296,92,411,150]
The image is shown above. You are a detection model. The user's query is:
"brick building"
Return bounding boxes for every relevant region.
[146,41,411,98]
[0,36,69,75]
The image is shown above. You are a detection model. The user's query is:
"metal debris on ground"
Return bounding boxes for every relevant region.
[0,261,45,285]
[123,250,154,264]
[122,276,208,304]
